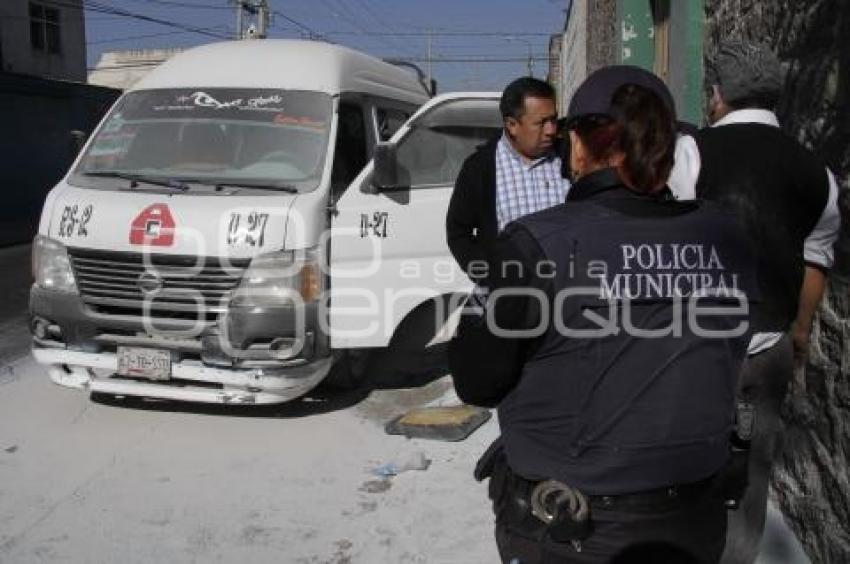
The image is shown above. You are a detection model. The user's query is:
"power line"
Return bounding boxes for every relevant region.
[270,9,326,40]
[87,26,231,45]
[377,56,552,63]
[44,0,232,40]
[123,0,232,9]
[321,0,416,57]
[84,0,231,38]
[87,55,552,72]
[348,0,420,58]
[323,30,552,37]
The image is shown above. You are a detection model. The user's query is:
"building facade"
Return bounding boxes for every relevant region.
[554,0,704,125]
[88,48,184,90]
[0,0,86,81]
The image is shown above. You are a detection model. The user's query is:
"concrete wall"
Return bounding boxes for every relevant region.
[547,34,563,111]
[0,0,86,82]
[558,0,588,112]
[0,72,119,246]
[88,49,184,91]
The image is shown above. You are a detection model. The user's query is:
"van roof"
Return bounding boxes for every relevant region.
[131,39,431,104]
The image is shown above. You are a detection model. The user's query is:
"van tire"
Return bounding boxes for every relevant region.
[322,349,371,390]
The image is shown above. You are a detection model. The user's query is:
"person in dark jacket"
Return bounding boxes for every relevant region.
[450,66,758,563]
[693,41,841,564]
[446,77,569,281]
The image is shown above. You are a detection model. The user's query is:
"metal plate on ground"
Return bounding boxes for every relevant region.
[117,346,172,381]
[385,405,491,441]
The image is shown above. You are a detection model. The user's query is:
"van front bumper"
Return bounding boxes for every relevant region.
[32,347,332,405]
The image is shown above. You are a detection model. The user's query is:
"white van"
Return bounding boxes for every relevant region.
[30,39,503,404]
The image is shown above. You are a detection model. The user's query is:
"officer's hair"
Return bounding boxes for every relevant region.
[499,77,556,121]
[572,83,676,193]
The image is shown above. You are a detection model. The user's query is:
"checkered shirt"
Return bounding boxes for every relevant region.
[495,133,570,231]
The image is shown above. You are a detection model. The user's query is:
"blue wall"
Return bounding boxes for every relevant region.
[0,73,119,246]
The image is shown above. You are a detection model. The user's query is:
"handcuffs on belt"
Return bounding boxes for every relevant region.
[475,440,593,550]
[529,479,592,550]
[530,479,590,525]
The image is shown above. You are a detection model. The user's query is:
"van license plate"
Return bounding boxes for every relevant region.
[117,347,171,380]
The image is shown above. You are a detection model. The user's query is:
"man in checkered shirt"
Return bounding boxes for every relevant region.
[446,77,571,282]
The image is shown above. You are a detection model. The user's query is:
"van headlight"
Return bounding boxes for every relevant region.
[32,236,77,293]
[230,247,323,308]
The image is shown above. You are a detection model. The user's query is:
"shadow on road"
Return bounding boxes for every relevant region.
[89,385,372,419]
[89,342,451,420]
[86,296,458,419]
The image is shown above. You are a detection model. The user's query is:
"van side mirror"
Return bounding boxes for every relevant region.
[371,142,399,191]
[69,130,87,155]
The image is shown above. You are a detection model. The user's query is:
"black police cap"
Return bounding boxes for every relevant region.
[561,65,676,129]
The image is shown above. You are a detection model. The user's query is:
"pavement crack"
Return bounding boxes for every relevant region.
[70,403,90,425]
[0,422,162,556]
[0,457,114,555]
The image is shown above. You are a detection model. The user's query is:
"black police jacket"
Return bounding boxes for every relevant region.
[449,168,758,495]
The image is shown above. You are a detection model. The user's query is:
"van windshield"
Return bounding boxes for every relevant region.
[73,89,332,192]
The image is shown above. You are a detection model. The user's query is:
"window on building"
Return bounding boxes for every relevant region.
[30,2,61,55]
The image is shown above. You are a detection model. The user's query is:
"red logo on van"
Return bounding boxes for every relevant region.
[129,204,176,246]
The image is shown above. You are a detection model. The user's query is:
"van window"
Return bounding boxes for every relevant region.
[395,126,500,188]
[393,99,502,189]
[331,103,368,197]
[73,89,332,193]
[376,108,410,141]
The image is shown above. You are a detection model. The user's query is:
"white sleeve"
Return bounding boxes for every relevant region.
[667,134,700,201]
[803,168,841,269]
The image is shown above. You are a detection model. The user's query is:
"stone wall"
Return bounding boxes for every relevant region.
[705,1,850,561]
[587,0,620,73]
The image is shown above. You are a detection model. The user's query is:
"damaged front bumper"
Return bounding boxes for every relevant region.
[32,347,332,404]
[30,286,332,405]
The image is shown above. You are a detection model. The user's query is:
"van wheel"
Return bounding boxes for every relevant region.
[322,349,372,390]
[365,296,453,388]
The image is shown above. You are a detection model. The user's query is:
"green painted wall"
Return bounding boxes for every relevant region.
[679,0,705,125]
[616,0,706,125]
[618,0,655,70]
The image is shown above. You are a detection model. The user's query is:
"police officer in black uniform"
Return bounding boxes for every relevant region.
[449,66,758,563]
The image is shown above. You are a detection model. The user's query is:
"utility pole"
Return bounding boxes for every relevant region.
[256,0,268,39]
[233,0,269,40]
[426,28,432,88]
[235,0,243,40]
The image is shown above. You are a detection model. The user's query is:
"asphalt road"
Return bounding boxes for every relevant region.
[0,244,33,366]
[0,243,810,563]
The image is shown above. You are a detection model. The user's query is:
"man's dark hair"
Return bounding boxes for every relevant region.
[499,77,556,120]
[725,94,779,112]
[706,41,784,111]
